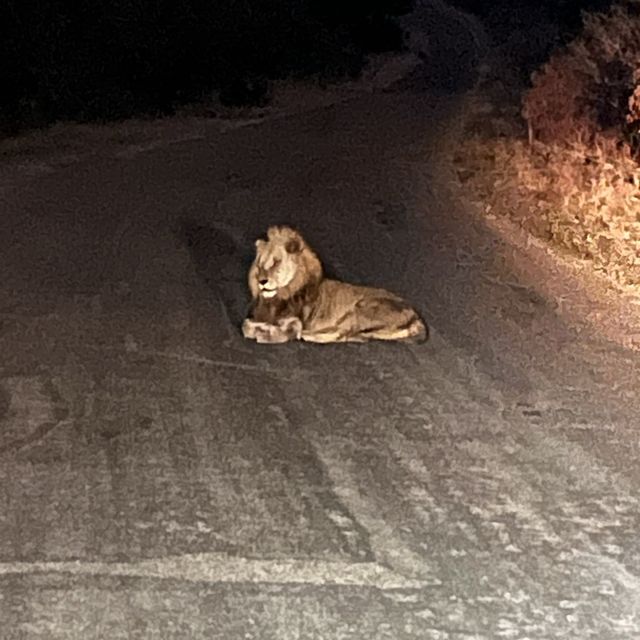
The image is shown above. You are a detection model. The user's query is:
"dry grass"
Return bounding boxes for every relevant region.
[457,2,640,295]
[457,136,640,291]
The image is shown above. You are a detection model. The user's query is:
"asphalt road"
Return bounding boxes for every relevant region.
[1,82,640,639]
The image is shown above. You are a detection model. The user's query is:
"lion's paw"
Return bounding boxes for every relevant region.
[242,318,302,344]
[277,317,303,341]
[242,318,262,340]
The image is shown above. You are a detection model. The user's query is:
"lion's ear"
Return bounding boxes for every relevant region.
[255,238,266,250]
[285,237,302,254]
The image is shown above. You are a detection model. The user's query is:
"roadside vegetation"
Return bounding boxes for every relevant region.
[457,1,640,293]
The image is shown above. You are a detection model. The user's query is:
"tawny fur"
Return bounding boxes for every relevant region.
[242,226,428,344]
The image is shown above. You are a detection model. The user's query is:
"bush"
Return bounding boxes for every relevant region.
[0,0,413,131]
[523,1,640,147]
[458,2,640,294]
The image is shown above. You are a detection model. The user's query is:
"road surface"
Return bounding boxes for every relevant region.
[1,71,640,639]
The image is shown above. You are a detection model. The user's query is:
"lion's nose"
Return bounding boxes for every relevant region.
[258,278,269,286]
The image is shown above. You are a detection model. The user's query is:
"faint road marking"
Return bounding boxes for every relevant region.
[0,553,435,591]
[81,343,311,381]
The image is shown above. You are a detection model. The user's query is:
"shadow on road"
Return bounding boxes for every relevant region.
[177,219,253,329]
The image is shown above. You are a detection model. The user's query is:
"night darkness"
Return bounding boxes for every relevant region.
[0,0,614,133]
[1,0,412,131]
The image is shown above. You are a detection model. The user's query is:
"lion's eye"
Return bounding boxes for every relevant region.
[272,259,281,267]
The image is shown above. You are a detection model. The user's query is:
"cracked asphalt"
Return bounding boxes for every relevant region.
[1,73,640,639]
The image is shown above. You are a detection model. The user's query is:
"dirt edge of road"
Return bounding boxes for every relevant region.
[452,52,640,353]
[458,183,640,352]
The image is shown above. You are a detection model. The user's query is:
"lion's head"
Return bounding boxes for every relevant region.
[248,226,322,301]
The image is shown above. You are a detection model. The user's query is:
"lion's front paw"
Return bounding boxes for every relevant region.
[256,325,286,344]
[278,317,303,341]
[257,317,302,344]
[242,318,261,340]
[242,318,301,344]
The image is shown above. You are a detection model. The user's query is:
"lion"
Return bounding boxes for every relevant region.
[241,226,428,344]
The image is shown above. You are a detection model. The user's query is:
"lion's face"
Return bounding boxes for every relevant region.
[250,227,304,299]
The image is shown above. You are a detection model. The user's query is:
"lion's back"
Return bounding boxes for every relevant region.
[306,278,409,324]
[317,278,399,305]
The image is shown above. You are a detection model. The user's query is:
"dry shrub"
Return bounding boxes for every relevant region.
[458,135,640,291]
[523,2,640,145]
[457,2,640,294]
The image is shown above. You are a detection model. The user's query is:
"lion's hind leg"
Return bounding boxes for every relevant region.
[352,296,428,343]
[300,328,360,344]
[299,296,427,344]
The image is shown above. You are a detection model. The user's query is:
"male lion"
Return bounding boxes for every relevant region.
[242,226,428,344]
